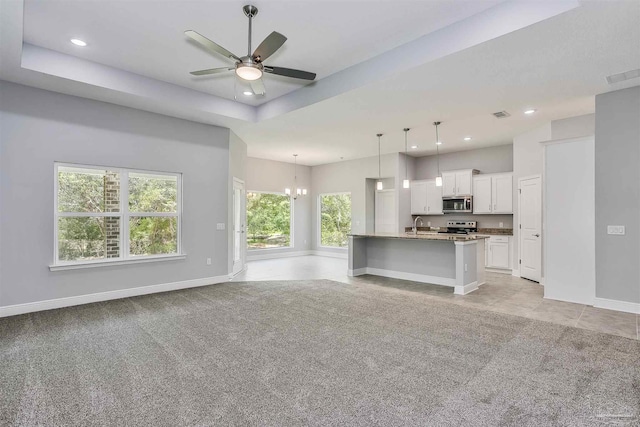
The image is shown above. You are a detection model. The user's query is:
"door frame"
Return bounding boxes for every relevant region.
[231,177,246,276]
[517,174,542,283]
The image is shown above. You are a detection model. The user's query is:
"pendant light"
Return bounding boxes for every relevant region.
[434,122,443,187]
[284,154,307,199]
[402,128,411,189]
[376,133,383,190]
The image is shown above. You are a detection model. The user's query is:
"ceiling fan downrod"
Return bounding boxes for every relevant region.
[243,5,258,57]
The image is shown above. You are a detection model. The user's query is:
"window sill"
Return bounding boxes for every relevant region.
[247,247,294,251]
[49,254,187,271]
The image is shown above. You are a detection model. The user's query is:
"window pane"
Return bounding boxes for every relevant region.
[58,217,120,261]
[129,173,178,213]
[246,192,291,249]
[320,194,351,248]
[129,216,178,256]
[58,167,120,213]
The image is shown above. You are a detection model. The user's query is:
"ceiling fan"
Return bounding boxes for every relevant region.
[185,5,316,96]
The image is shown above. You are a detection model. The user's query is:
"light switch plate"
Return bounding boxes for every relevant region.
[607,225,625,235]
[216,223,225,230]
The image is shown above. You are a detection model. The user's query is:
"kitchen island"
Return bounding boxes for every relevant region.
[348,233,488,295]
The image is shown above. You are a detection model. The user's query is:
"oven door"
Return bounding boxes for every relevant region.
[442,197,473,213]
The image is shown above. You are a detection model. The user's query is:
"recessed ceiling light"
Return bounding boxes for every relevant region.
[70,38,87,47]
[243,91,253,96]
[464,137,472,141]
[524,109,537,115]
[410,145,418,149]
[436,141,443,146]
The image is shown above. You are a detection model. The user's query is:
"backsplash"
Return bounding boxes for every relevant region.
[411,214,514,229]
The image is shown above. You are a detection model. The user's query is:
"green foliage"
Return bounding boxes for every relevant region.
[246,192,290,249]
[58,217,111,261]
[129,174,177,213]
[320,194,351,247]
[130,217,177,255]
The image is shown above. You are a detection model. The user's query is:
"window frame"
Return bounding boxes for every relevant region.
[245,190,294,251]
[52,162,183,269]
[317,192,352,249]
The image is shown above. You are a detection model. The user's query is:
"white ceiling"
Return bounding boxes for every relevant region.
[23,0,501,105]
[2,0,639,166]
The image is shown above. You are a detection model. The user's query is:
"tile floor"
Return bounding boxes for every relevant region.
[233,255,640,340]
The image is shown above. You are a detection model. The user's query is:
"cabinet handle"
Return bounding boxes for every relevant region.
[489,204,491,211]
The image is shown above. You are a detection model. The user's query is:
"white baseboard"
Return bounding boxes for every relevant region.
[487,268,512,275]
[310,250,348,259]
[247,250,312,261]
[351,267,456,287]
[455,281,479,295]
[593,297,640,314]
[0,275,229,318]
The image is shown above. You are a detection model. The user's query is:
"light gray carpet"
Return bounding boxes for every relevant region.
[1,279,639,426]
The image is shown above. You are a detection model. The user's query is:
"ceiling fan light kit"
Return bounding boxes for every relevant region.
[185,5,316,97]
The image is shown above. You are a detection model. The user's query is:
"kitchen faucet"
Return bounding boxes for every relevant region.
[412,216,423,234]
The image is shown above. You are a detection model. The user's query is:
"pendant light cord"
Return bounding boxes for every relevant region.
[377,134,383,179]
[403,128,410,180]
[434,122,441,177]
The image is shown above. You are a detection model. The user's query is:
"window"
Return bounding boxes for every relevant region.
[55,164,181,266]
[319,193,351,248]
[246,192,292,249]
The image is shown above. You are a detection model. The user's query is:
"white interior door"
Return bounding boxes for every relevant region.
[375,190,396,233]
[519,176,542,282]
[232,179,245,276]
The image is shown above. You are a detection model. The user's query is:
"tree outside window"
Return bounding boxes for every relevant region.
[246,192,291,249]
[320,193,351,247]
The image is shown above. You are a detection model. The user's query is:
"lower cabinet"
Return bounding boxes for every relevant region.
[485,235,511,270]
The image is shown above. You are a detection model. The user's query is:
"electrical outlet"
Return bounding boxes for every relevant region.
[216,223,225,230]
[304,240,307,245]
[206,258,212,265]
[427,221,431,227]
[607,225,625,235]
[464,263,468,272]
[499,222,504,228]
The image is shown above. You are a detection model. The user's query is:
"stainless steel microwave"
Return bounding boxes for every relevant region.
[442,197,473,213]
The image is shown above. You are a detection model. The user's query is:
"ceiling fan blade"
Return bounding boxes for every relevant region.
[250,79,265,95]
[184,30,241,62]
[252,31,287,62]
[190,67,233,76]
[264,66,316,81]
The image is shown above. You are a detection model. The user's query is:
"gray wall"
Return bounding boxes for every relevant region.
[311,153,397,253]
[595,87,640,304]
[0,81,231,307]
[414,144,513,179]
[245,157,312,257]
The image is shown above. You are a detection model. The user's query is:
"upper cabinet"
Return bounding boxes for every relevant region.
[442,169,478,197]
[410,179,442,215]
[473,173,513,214]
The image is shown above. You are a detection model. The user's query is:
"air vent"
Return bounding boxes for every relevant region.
[606,68,640,84]
[493,111,511,118]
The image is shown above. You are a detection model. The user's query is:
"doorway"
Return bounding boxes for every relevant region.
[232,178,246,276]
[518,175,542,282]
[375,189,396,233]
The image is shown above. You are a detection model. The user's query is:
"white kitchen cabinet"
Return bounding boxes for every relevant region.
[410,179,442,215]
[455,171,473,196]
[425,180,443,214]
[441,169,477,197]
[410,180,428,214]
[492,174,513,214]
[442,172,457,197]
[472,173,513,214]
[473,176,492,214]
[486,236,511,270]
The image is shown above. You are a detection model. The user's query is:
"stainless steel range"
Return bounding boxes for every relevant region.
[438,220,477,235]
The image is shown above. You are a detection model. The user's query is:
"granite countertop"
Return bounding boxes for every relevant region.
[349,232,489,241]
[404,227,513,236]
